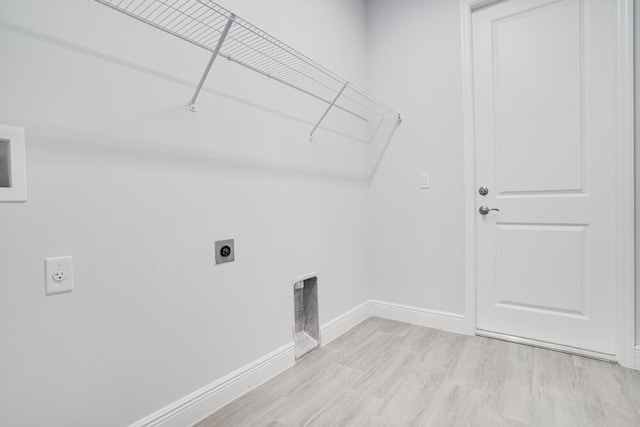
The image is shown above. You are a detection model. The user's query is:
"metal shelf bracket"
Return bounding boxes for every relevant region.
[189,14,235,112]
[309,83,348,141]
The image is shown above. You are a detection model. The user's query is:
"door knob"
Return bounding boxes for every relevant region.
[479,206,500,215]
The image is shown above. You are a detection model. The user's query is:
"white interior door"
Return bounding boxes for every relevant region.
[472,0,619,357]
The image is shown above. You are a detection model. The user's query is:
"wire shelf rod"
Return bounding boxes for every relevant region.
[107,0,340,94]
[230,17,343,82]
[220,43,348,105]
[221,54,370,122]
[349,83,400,118]
[222,32,339,89]
[94,0,400,125]
[223,52,384,121]
[141,1,345,97]
[229,29,335,84]
[220,32,385,117]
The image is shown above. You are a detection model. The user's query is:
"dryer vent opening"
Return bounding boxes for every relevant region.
[0,140,10,188]
[294,276,319,360]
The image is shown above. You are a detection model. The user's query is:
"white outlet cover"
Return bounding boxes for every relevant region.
[45,256,74,295]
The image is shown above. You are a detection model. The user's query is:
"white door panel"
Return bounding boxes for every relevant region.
[473,0,617,355]
[496,223,586,315]
[495,0,583,194]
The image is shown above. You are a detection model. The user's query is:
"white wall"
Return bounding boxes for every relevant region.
[0,1,371,426]
[366,0,466,315]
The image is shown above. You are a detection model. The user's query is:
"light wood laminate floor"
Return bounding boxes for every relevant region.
[195,318,640,426]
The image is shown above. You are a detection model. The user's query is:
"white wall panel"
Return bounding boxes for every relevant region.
[0,1,370,425]
[366,0,466,314]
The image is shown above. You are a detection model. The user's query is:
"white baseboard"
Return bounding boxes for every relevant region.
[129,300,466,426]
[129,301,371,427]
[320,300,372,345]
[370,300,467,335]
[129,342,295,427]
[635,345,640,370]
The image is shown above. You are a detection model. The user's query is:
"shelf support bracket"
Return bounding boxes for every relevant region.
[309,83,348,141]
[189,14,235,112]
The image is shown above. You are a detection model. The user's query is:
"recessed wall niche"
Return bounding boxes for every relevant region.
[293,275,320,360]
[0,125,27,202]
[0,139,11,188]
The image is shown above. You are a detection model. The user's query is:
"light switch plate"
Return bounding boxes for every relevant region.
[45,256,74,295]
[420,173,430,189]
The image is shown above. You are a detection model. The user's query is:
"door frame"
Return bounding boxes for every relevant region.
[459,0,636,368]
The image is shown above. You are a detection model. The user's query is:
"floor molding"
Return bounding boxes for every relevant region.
[129,300,466,426]
[128,301,372,427]
[635,346,640,370]
[129,342,295,427]
[320,300,372,345]
[370,300,467,335]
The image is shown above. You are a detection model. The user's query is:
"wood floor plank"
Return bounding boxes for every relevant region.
[195,318,640,426]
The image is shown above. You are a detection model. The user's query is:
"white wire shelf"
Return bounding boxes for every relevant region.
[95,0,402,141]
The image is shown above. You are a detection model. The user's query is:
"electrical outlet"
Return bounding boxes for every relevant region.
[45,256,74,295]
[215,239,235,264]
